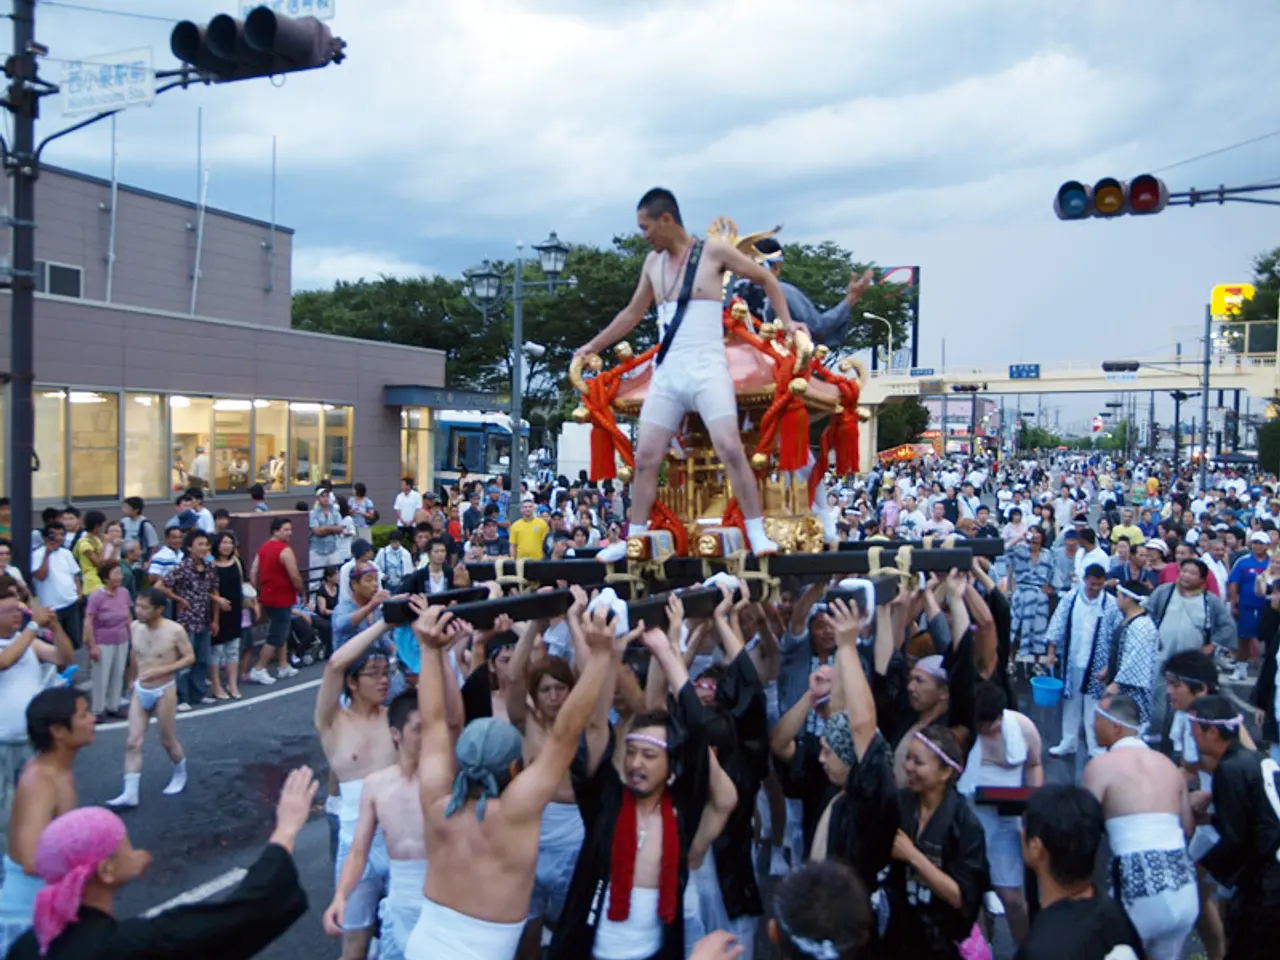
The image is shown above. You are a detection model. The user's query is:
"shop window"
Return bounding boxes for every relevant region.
[212,399,253,494]
[124,393,165,499]
[69,391,119,501]
[289,403,322,489]
[169,396,213,493]
[323,405,352,485]
[253,400,289,493]
[34,389,66,500]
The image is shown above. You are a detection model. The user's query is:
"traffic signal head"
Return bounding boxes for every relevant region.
[1128,174,1168,215]
[1054,175,1168,220]
[172,11,345,82]
[1101,361,1140,372]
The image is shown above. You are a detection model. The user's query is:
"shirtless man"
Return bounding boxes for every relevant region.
[505,614,583,960]
[324,689,457,960]
[107,588,194,808]
[406,597,629,960]
[1083,693,1198,960]
[580,188,800,561]
[0,688,95,953]
[958,682,1042,945]
[315,613,398,960]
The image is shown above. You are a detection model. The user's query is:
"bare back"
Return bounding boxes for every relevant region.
[1085,745,1188,818]
[8,758,76,870]
[422,792,543,924]
[366,765,427,861]
[322,707,397,784]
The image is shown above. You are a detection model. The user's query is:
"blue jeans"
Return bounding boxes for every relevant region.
[180,629,211,704]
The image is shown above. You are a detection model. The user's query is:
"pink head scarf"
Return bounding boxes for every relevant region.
[33,807,126,955]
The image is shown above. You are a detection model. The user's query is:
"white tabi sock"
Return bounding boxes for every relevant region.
[108,772,140,808]
[626,522,649,537]
[744,516,778,555]
[163,758,187,796]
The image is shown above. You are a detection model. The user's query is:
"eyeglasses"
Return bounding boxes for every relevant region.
[358,668,391,679]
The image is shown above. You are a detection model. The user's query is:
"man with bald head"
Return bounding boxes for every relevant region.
[1084,693,1197,960]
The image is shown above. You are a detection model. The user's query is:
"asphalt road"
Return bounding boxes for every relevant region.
[77,670,336,960]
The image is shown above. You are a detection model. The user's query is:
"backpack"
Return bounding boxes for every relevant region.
[176,510,198,533]
[136,516,157,554]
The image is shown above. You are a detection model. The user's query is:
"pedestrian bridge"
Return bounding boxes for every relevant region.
[854,350,1279,468]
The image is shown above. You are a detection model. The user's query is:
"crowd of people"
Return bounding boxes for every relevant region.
[1,451,1279,960]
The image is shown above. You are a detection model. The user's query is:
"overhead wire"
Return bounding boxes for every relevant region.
[1151,128,1280,175]
[36,1,177,24]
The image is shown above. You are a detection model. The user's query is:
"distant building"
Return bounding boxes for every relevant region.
[0,165,459,523]
[921,396,999,455]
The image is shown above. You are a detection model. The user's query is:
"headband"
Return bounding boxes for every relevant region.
[1096,703,1142,732]
[1116,585,1145,601]
[915,655,948,682]
[776,914,844,960]
[1187,713,1243,729]
[626,732,669,750]
[1164,672,1208,690]
[913,730,963,772]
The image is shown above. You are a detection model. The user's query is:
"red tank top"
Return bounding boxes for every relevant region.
[257,539,296,608]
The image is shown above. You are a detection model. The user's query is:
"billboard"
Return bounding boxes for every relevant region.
[1210,283,1255,319]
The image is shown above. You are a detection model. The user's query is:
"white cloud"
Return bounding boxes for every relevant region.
[291,246,434,291]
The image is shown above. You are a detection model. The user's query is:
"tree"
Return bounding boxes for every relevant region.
[1258,419,1280,474]
[1230,247,1279,354]
[877,397,930,450]
[1017,425,1062,452]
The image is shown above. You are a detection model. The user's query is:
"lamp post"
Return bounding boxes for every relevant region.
[463,232,574,516]
[863,311,893,372]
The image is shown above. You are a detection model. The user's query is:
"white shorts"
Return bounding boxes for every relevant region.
[639,348,737,432]
[973,806,1024,889]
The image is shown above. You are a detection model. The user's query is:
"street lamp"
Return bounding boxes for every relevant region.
[464,231,576,515]
[863,311,893,372]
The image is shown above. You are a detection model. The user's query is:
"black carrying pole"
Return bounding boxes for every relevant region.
[7,0,37,576]
[838,538,1004,558]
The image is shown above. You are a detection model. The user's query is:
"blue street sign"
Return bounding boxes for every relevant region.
[909,368,935,377]
[1009,363,1041,380]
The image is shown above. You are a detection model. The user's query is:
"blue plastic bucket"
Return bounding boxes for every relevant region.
[1030,675,1063,708]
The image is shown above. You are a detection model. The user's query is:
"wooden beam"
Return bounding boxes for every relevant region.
[838,538,1004,558]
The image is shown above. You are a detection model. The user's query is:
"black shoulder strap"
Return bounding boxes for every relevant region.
[654,239,705,368]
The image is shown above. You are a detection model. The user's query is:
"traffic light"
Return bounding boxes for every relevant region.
[1101,361,1140,372]
[171,8,345,83]
[951,384,980,393]
[1054,175,1168,220]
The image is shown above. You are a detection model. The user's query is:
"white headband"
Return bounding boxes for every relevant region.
[1116,585,1145,602]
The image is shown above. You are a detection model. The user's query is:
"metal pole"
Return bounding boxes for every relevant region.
[1148,390,1155,456]
[104,113,118,302]
[939,337,947,455]
[1198,303,1211,492]
[1173,342,1181,471]
[510,244,525,515]
[7,0,36,574]
[909,266,921,369]
[1232,389,1241,452]
[189,168,209,315]
[264,135,276,293]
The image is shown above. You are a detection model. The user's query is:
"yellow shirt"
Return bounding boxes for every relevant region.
[1146,477,1160,495]
[73,534,104,594]
[1112,524,1144,546]
[508,517,549,560]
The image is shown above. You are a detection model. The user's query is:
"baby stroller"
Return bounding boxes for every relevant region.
[288,610,329,666]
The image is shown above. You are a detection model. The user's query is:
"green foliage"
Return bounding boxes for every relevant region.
[1017,426,1062,451]
[1093,420,1131,452]
[877,397,931,450]
[369,525,397,553]
[291,235,903,435]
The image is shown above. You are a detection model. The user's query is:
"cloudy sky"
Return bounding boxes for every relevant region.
[27,0,1280,426]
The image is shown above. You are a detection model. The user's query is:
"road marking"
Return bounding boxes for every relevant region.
[94,678,323,732]
[143,867,248,917]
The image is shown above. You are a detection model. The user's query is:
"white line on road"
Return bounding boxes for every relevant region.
[143,867,248,918]
[94,679,323,732]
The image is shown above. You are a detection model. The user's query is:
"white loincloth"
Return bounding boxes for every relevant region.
[593,885,664,960]
[689,848,757,960]
[378,858,427,960]
[335,779,390,931]
[531,801,584,923]
[404,897,525,960]
[133,678,175,711]
[1106,812,1198,960]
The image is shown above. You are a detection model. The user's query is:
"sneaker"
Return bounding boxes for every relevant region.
[596,539,628,563]
[176,702,192,713]
[248,668,277,685]
[277,666,300,679]
[1047,743,1076,758]
[1232,663,1250,682]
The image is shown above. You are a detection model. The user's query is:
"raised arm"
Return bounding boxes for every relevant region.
[314,619,391,732]
[577,266,655,358]
[687,748,738,869]
[713,582,745,661]
[770,668,830,764]
[410,599,458,808]
[505,606,641,821]
[505,615,547,729]
[829,599,876,758]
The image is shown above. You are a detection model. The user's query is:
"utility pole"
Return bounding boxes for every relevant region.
[1199,304,1211,492]
[6,0,38,574]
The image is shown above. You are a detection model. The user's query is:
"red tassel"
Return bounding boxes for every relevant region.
[778,399,809,473]
[658,793,679,924]
[608,791,639,921]
[650,500,689,555]
[722,498,746,542]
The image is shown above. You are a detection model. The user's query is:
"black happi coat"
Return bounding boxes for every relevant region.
[7,844,306,960]
[884,788,990,960]
[824,732,901,891]
[710,649,770,920]
[550,681,711,960]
